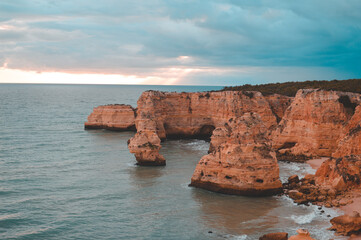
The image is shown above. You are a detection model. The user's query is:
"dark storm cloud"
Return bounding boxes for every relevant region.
[0,0,360,84]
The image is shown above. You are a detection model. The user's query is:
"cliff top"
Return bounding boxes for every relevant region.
[222,79,361,97]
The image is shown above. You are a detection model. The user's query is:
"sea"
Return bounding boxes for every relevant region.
[0,84,346,240]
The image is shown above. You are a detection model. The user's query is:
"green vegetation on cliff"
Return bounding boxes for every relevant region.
[222,79,361,97]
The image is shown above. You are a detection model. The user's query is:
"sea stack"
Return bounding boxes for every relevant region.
[190,113,283,196]
[85,104,136,131]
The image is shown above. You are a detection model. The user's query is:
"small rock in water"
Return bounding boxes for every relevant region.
[288,229,316,240]
[259,232,288,240]
[208,231,213,234]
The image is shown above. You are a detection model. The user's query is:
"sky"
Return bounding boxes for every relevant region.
[0,0,360,86]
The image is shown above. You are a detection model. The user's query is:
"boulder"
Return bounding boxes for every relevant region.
[329,211,361,236]
[288,229,315,240]
[259,232,288,240]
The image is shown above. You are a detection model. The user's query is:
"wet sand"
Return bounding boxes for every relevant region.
[307,157,328,170]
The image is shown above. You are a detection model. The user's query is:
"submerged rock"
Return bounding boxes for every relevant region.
[259,232,288,240]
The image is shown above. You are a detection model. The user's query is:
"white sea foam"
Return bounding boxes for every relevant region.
[290,212,317,224]
[278,161,316,183]
[228,234,248,240]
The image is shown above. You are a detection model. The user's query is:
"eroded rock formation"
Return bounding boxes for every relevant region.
[85,88,361,198]
[329,211,361,236]
[284,155,361,207]
[85,104,136,131]
[128,90,278,167]
[272,89,361,160]
[190,113,282,196]
[264,94,293,123]
[288,229,315,240]
[333,104,361,158]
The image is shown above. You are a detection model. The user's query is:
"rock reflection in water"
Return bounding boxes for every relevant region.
[191,189,279,236]
[128,166,164,188]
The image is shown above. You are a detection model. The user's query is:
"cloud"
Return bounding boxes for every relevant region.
[0,0,360,84]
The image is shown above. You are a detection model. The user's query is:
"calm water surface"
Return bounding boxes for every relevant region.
[0,84,345,239]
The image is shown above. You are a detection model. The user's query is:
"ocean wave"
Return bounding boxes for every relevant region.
[289,212,317,224]
[0,213,21,221]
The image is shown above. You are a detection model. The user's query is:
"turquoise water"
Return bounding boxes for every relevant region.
[0,84,344,239]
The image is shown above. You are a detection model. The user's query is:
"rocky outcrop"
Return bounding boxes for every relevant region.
[127,131,165,166]
[259,232,288,240]
[272,89,361,160]
[85,88,361,200]
[129,90,278,166]
[333,104,361,158]
[316,155,361,192]
[189,113,283,196]
[329,211,361,236]
[85,104,136,131]
[284,155,361,207]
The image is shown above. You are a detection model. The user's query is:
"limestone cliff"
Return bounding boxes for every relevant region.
[333,104,361,158]
[85,88,361,198]
[272,89,361,160]
[190,113,282,196]
[128,90,278,166]
[315,155,361,192]
[264,94,293,123]
[85,104,136,131]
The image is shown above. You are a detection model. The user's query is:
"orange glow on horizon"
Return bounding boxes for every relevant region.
[0,65,253,85]
[0,67,180,85]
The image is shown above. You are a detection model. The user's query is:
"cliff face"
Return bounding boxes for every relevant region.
[85,104,136,131]
[333,104,361,158]
[315,155,361,192]
[190,113,282,196]
[272,89,361,159]
[85,88,361,197]
[265,94,293,123]
[128,90,278,166]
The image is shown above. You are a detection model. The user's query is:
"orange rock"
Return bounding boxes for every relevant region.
[288,229,316,240]
[85,104,136,130]
[128,131,165,166]
[130,90,278,166]
[272,89,360,159]
[315,155,361,191]
[265,94,293,122]
[333,104,361,158]
[190,113,282,196]
[330,211,361,236]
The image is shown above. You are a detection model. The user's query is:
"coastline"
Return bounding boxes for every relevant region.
[307,158,361,239]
